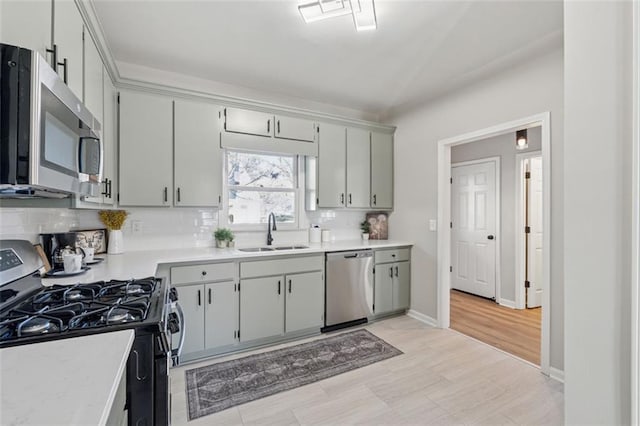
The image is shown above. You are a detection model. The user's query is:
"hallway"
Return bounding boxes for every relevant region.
[450,289,542,365]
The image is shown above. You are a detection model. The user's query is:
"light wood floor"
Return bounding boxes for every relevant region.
[170,316,562,425]
[450,289,542,365]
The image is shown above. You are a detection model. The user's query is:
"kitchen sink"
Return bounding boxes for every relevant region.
[237,247,275,252]
[237,245,309,252]
[273,245,309,250]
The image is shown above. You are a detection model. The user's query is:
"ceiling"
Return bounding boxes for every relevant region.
[92,0,563,117]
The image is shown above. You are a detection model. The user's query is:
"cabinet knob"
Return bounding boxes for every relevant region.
[201,270,207,276]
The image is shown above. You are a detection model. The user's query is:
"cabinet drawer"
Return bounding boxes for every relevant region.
[375,248,410,264]
[171,262,236,284]
[241,255,323,279]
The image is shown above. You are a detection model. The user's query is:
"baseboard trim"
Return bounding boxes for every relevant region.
[549,367,565,383]
[499,298,516,309]
[407,310,438,327]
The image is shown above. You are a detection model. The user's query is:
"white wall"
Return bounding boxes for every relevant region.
[564,1,634,423]
[387,48,564,371]
[451,127,542,303]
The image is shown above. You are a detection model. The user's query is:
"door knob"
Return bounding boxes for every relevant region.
[487,235,495,240]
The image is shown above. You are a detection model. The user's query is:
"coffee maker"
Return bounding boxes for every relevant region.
[40,232,78,270]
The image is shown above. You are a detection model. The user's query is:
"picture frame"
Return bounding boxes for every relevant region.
[74,229,108,254]
[365,212,389,240]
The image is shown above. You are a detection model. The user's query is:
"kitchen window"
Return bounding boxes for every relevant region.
[225,150,299,227]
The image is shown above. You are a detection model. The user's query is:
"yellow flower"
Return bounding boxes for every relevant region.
[98,210,128,230]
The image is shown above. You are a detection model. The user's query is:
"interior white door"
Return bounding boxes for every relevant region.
[451,161,497,299]
[526,156,544,308]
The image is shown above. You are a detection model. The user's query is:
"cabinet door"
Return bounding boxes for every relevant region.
[102,73,117,206]
[285,271,324,333]
[240,276,284,342]
[370,132,393,209]
[274,115,315,142]
[0,0,52,60]
[53,0,84,98]
[204,281,238,349]
[317,123,346,208]
[393,261,410,310]
[374,264,394,314]
[346,127,371,208]
[119,91,173,206]
[83,32,103,122]
[178,284,205,355]
[224,107,272,137]
[174,100,222,207]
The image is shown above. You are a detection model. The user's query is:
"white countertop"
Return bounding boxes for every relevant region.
[42,239,413,285]
[0,330,134,426]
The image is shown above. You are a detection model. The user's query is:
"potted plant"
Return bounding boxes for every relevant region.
[214,228,234,248]
[360,220,371,241]
[98,210,128,254]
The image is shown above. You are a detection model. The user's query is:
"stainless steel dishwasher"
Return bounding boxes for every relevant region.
[323,250,374,332]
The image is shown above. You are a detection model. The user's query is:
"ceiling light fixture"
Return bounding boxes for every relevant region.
[298,0,377,31]
[516,129,528,150]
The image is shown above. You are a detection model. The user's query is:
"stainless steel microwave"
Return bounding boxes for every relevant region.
[0,43,102,198]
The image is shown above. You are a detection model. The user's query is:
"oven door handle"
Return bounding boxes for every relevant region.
[172,302,186,366]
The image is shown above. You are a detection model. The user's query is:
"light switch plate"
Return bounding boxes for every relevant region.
[429,219,437,231]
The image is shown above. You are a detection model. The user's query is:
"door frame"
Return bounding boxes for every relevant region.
[631,0,639,422]
[515,151,542,310]
[451,157,501,303]
[437,112,551,375]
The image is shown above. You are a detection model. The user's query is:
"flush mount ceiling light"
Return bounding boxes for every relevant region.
[298,0,377,31]
[516,129,529,150]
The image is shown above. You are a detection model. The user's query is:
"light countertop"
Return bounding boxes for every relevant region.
[0,330,134,426]
[42,239,413,285]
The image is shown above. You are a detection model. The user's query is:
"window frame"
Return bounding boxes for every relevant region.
[221,149,303,231]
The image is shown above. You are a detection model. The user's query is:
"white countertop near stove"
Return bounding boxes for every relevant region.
[42,239,413,285]
[0,330,134,426]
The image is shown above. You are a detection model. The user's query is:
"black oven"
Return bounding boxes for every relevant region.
[0,240,180,425]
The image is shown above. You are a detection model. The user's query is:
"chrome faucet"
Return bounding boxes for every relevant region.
[267,212,277,245]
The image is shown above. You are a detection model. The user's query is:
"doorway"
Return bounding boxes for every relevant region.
[437,112,551,375]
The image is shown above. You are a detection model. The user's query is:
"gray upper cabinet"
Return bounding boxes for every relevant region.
[317,123,347,208]
[83,32,103,122]
[0,0,51,60]
[370,132,393,209]
[223,107,272,137]
[274,115,315,142]
[345,127,371,208]
[174,100,222,207]
[53,0,84,99]
[119,90,173,206]
[101,74,117,206]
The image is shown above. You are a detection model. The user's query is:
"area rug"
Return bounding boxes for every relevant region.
[185,329,402,420]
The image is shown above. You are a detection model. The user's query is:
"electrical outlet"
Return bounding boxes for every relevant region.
[131,220,142,234]
[429,219,437,231]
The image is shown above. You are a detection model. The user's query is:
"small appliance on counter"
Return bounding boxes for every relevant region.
[40,232,79,270]
[0,239,183,425]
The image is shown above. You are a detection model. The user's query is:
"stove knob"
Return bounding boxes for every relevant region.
[169,287,178,302]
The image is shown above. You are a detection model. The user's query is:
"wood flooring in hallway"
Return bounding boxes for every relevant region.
[450,289,542,365]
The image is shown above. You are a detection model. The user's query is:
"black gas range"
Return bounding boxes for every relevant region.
[0,240,181,426]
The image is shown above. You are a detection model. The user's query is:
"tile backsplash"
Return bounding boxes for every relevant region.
[0,207,375,251]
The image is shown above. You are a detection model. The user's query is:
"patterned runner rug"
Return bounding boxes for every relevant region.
[185,329,402,420]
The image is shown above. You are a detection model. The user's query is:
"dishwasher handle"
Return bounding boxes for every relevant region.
[326,250,373,260]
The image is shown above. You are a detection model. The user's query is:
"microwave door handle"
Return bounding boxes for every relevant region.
[78,136,102,177]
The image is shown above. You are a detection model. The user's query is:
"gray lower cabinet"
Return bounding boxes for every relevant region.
[374,248,411,315]
[285,271,324,333]
[178,283,206,355]
[240,276,285,342]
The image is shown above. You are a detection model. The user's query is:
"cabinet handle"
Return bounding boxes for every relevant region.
[389,267,393,278]
[101,179,109,196]
[373,194,377,205]
[208,288,212,304]
[46,44,58,72]
[59,57,68,84]
[278,280,281,295]
[197,289,201,306]
[349,194,352,205]
[277,120,280,134]
[163,187,168,203]
[107,179,112,198]
[267,119,270,133]
[177,187,181,203]
[288,279,292,294]
[340,193,344,205]
[395,266,399,277]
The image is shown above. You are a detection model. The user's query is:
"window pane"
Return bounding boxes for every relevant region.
[228,190,295,224]
[227,152,294,189]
